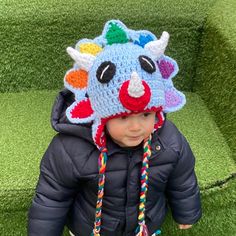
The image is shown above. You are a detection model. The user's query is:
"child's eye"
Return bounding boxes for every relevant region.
[143,112,151,117]
[120,116,128,120]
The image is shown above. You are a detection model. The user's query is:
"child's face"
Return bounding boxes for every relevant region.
[106,112,156,147]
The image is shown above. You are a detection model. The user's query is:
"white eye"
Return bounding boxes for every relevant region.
[96,61,116,83]
[139,55,156,74]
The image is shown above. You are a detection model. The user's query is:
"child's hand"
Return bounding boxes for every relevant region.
[178,224,192,230]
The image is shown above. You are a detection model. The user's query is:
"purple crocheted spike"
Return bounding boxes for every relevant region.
[165,89,181,107]
[158,59,175,79]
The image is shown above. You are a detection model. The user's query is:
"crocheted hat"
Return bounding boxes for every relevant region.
[64,20,186,236]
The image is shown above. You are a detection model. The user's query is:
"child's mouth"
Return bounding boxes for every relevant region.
[127,136,141,140]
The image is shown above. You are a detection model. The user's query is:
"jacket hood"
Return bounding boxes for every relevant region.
[51,89,94,144]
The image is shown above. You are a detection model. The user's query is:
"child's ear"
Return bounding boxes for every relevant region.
[157,56,186,113]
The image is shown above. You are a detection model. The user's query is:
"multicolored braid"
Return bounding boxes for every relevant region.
[135,135,161,236]
[135,135,152,236]
[91,147,108,236]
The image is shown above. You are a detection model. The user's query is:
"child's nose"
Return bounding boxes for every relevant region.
[128,119,141,132]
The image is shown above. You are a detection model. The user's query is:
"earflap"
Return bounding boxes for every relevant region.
[92,118,107,148]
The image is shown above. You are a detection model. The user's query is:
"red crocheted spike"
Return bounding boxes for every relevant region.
[71,98,94,119]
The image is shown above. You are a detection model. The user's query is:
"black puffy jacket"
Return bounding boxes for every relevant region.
[28,89,202,236]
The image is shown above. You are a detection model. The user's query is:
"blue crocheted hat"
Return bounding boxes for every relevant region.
[64,19,185,148]
[64,20,186,236]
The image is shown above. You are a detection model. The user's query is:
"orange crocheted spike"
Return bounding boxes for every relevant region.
[65,69,88,89]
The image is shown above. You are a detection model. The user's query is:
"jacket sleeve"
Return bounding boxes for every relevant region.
[28,135,80,236]
[166,133,202,225]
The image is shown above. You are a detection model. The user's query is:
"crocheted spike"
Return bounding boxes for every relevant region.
[78,43,102,56]
[105,22,129,45]
[66,99,95,124]
[157,55,179,81]
[65,69,88,89]
[72,99,93,119]
[158,59,175,79]
[164,88,186,113]
[134,34,154,48]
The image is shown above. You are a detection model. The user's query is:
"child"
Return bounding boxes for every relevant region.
[28,20,202,236]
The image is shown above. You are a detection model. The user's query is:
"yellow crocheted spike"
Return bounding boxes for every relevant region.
[79,43,102,56]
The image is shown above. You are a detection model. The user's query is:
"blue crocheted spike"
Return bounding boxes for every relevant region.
[134,34,154,48]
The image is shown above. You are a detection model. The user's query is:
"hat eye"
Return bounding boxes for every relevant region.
[96,61,116,83]
[139,55,156,74]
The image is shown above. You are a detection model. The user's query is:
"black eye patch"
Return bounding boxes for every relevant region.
[139,55,156,74]
[96,61,116,83]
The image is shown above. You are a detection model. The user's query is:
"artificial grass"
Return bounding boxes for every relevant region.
[168,92,235,190]
[0,0,215,92]
[1,178,235,236]
[1,1,235,236]
[194,0,236,161]
[0,90,57,211]
[0,90,235,213]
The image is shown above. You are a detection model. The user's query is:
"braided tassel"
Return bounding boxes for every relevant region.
[135,135,152,236]
[91,147,108,236]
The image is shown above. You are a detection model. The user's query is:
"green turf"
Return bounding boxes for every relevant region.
[0,90,235,212]
[168,92,236,190]
[1,1,236,235]
[0,90,57,211]
[194,0,236,161]
[0,0,215,92]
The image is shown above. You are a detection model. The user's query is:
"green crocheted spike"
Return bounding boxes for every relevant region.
[105,22,129,45]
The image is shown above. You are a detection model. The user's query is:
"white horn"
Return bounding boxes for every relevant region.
[128,72,145,98]
[66,47,95,71]
[144,31,170,60]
